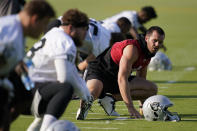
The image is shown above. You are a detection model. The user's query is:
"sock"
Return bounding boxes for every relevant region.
[27,117,43,131]
[40,114,57,131]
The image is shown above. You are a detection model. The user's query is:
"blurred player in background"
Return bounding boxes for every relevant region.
[102,6,167,51]
[102,6,157,39]
[26,9,91,131]
[101,17,132,35]
[77,17,131,72]
[0,1,55,130]
[0,0,26,16]
[76,26,165,120]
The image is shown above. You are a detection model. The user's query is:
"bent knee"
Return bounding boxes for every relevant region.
[150,83,158,95]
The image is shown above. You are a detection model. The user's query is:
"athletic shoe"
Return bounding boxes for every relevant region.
[27,117,43,131]
[98,95,120,116]
[76,97,93,120]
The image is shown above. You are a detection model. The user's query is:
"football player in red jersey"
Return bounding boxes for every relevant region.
[76,26,165,120]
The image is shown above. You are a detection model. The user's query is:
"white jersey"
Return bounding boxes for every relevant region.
[27,27,90,101]
[101,22,121,34]
[102,11,142,29]
[78,18,111,57]
[0,14,24,77]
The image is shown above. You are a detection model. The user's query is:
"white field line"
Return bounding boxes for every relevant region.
[181,119,197,121]
[184,67,196,71]
[75,121,125,124]
[170,98,197,99]
[80,127,119,130]
[92,108,128,111]
[159,86,169,89]
[166,81,176,83]
[71,112,102,115]
[20,115,76,120]
[94,104,138,107]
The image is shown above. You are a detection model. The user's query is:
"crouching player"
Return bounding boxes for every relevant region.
[76,26,165,120]
[26,9,92,131]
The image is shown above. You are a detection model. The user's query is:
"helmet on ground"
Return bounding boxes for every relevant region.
[148,52,172,71]
[46,120,79,131]
[143,95,180,122]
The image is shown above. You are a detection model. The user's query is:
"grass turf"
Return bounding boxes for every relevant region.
[11,0,197,130]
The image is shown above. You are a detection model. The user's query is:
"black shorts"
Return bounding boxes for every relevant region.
[85,60,135,98]
[0,87,10,128]
[31,82,73,118]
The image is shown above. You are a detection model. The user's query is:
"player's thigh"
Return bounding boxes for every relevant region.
[129,76,157,91]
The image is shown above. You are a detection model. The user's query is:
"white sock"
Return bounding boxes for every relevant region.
[40,114,57,131]
[27,117,43,131]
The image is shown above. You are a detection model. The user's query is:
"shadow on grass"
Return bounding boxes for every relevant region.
[165,95,197,99]
[153,80,197,84]
[178,114,197,122]
[179,114,197,118]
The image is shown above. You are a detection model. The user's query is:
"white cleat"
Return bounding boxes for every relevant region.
[76,97,93,120]
[27,117,43,131]
[98,95,120,116]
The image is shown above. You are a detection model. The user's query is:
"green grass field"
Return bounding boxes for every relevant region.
[11,0,197,130]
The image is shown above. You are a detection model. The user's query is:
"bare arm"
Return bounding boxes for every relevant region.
[129,27,139,39]
[118,45,141,118]
[160,44,167,52]
[77,53,96,71]
[136,66,148,79]
[136,65,148,110]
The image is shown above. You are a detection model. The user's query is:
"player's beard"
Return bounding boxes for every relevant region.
[73,37,83,47]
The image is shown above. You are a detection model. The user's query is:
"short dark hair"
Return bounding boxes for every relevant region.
[141,6,157,19]
[23,0,55,20]
[117,17,132,28]
[62,9,89,28]
[146,26,165,36]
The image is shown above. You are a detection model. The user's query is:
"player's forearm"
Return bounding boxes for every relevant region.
[78,54,95,71]
[78,60,88,71]
[129,28,139,39]
[118,77,134,108]
[55,59,91,101]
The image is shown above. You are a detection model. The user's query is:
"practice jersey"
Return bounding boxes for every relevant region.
[27,27,90,100]
[111,39,151,71]
[78,18,111,57]
[0,14,24,77]
[45,17,111,58]
[102,11,142,30]
[101,22,121,33]
[87,39,151,80]
[27,27,77,82]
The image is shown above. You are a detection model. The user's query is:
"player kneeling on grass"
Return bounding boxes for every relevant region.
[26,9,92,131]
[76,26,165,120]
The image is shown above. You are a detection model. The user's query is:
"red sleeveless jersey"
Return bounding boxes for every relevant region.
[111,39,151,70]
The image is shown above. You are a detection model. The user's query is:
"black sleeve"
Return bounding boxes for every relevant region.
[44,19,62,34]
[18,0,26,6]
